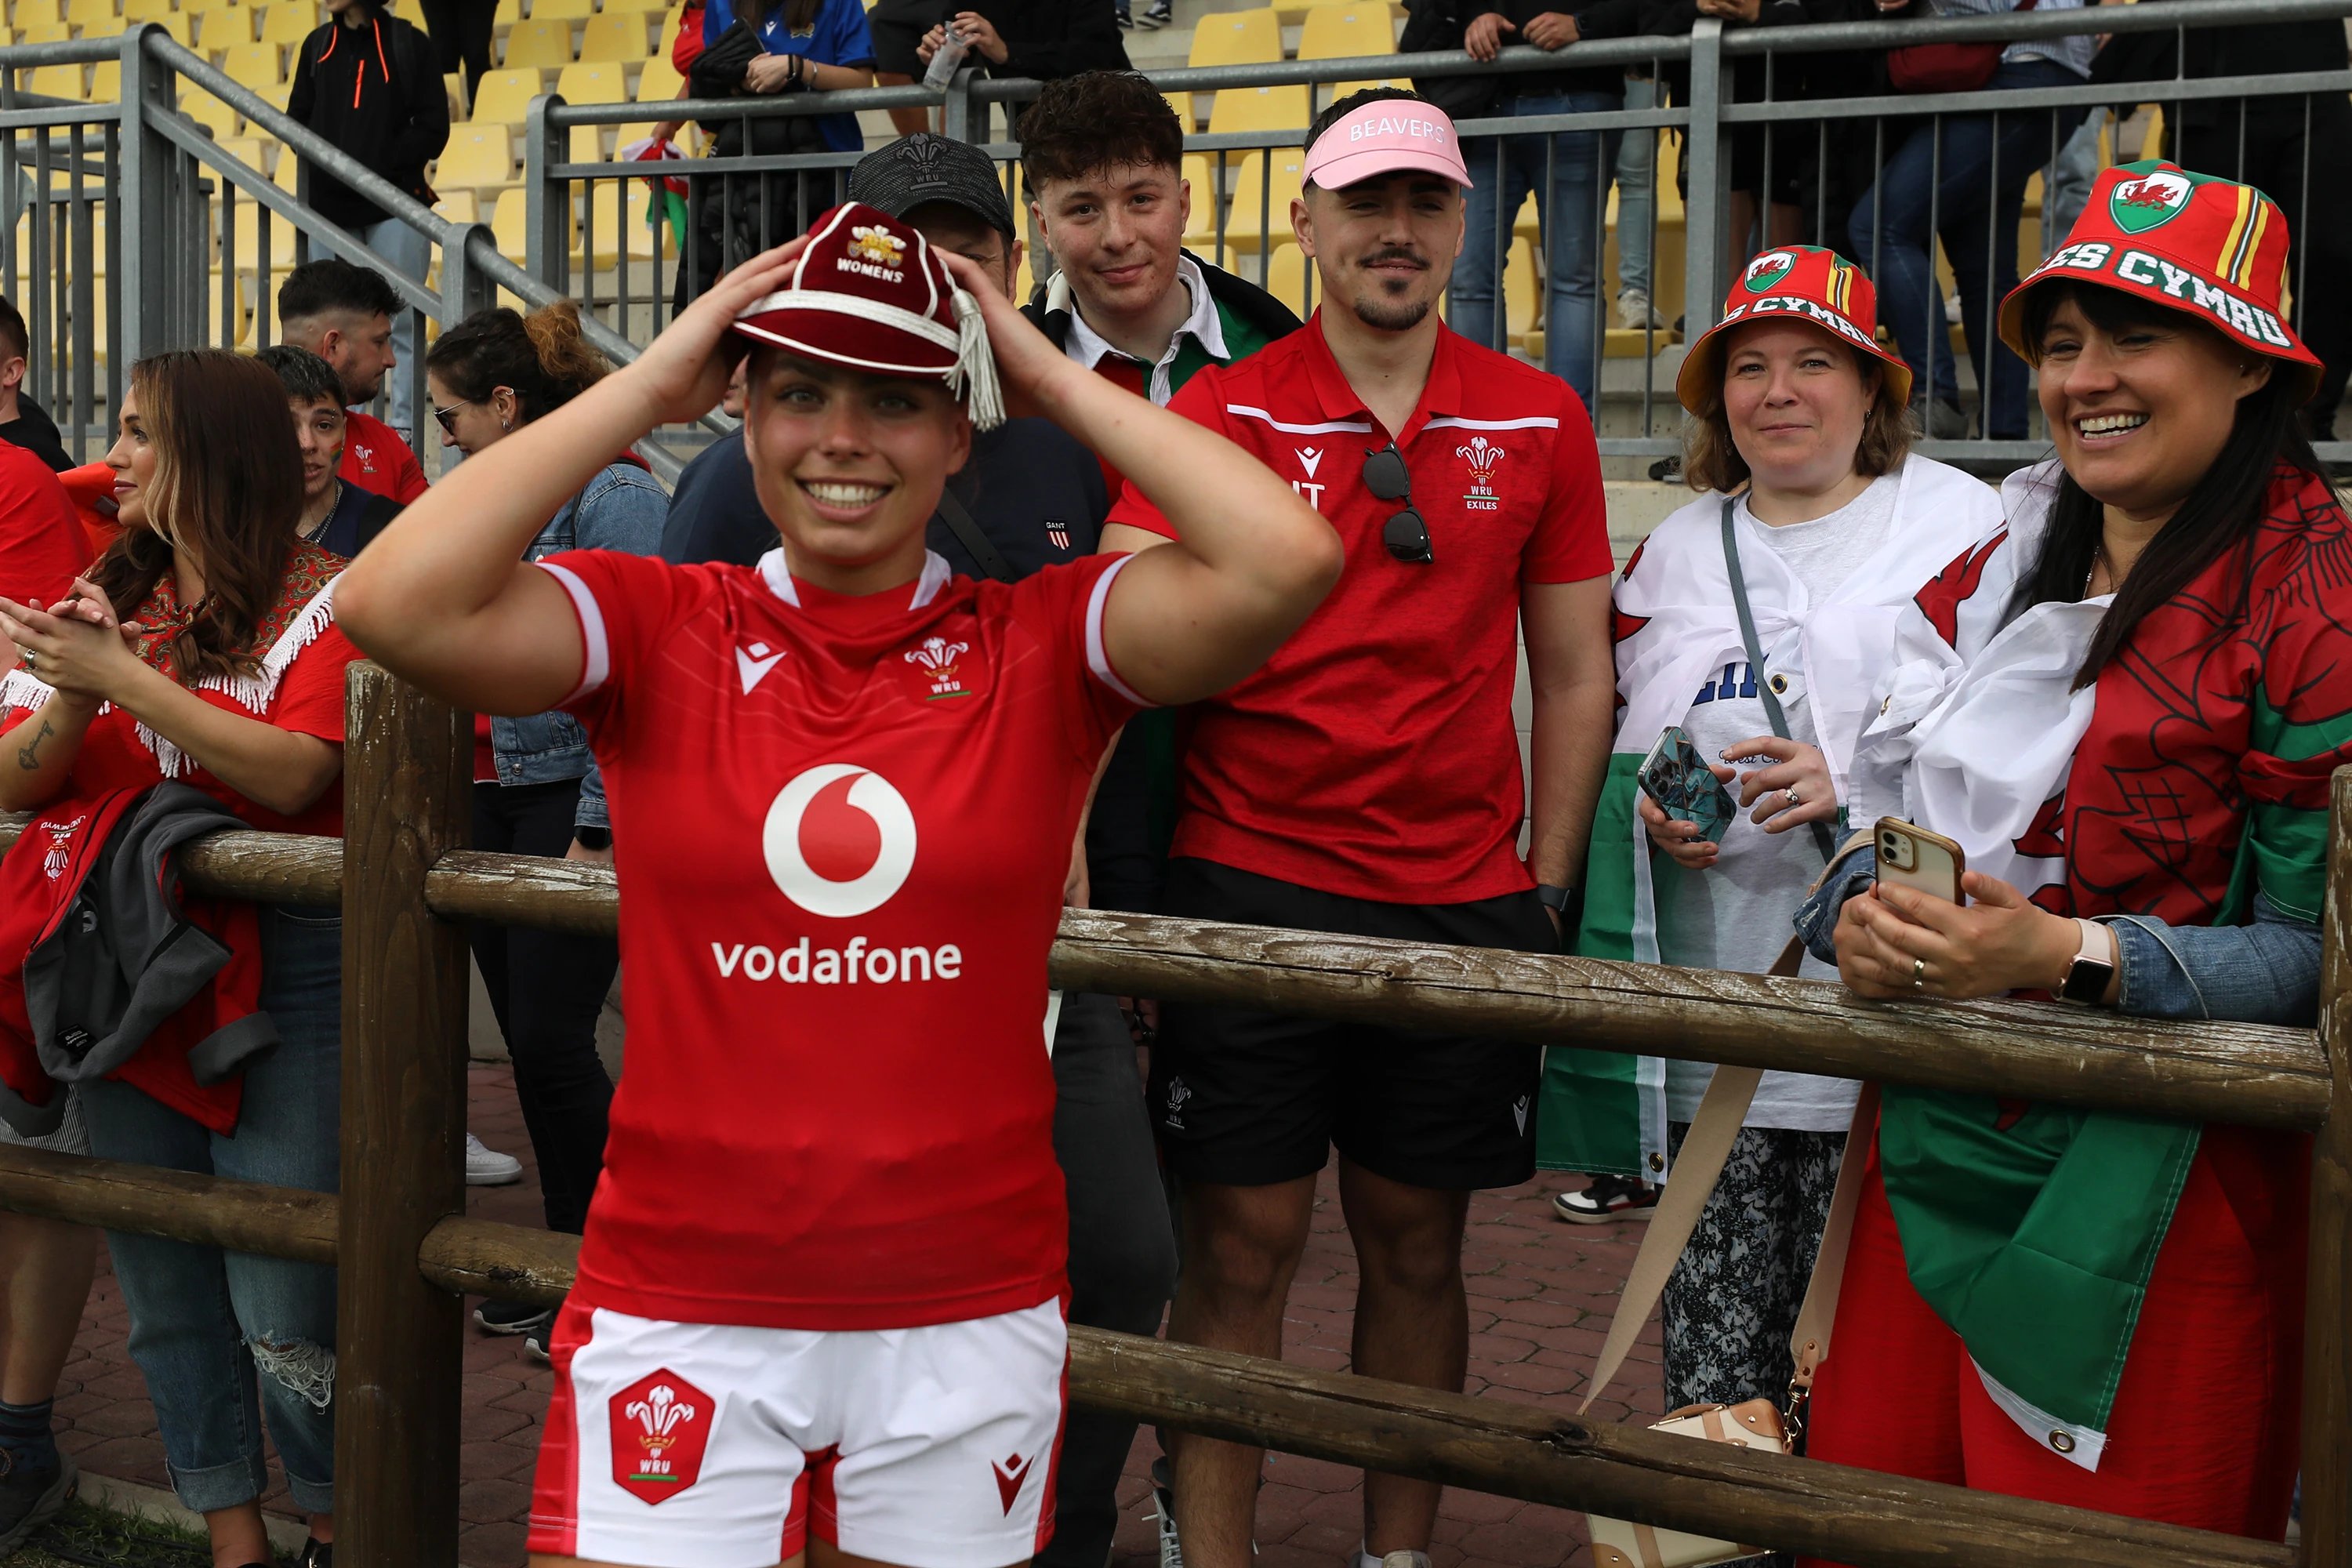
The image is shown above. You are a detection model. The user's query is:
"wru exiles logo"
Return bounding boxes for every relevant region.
[713,764,964,985]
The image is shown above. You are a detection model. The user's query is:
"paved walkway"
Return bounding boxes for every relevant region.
[49,1067,1663,1568]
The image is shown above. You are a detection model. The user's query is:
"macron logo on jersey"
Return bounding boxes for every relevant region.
[737,640,787,694]
[763,764,917,917]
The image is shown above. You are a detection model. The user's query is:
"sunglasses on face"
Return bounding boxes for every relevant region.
[1361,443,1432,564]
[431,396,477,436]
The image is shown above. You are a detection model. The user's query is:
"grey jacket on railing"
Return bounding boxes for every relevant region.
[493,459,668,832]
[1793,848,2325,1026]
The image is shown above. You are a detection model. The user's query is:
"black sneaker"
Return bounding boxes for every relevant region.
[0,1448,74,1553]
[1115,0,1133,26]
[1138,0,1171,27]
[474,1299,554,1337]
[524,1317,554,1363]
[1552,1174,1658,1224]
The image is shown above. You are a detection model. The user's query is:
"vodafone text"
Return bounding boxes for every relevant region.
[710,937,962,985]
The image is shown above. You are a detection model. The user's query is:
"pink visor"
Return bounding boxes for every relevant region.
[1301,99,1473,192]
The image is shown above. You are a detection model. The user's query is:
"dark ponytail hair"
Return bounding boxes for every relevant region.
[2016,281,2321,689]
[739,0,822,36]
[425,300,611,426]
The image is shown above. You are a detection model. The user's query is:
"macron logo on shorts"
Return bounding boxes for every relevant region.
[993,1450,1033,1514]
[764,764,917,918]
[609,1368,715,1504]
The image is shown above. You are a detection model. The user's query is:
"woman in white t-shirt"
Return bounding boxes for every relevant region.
[1541,247,2001,1434]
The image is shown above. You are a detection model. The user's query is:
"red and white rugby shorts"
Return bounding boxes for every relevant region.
[528,1298,1069,1567]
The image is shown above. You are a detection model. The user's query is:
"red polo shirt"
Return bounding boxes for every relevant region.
[339,410,428,503]
[1108,316,1611,904]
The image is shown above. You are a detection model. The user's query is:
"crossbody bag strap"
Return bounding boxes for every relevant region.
[1576,826,1878,1417]
[1783,1079,1882,1441]
[1721,498,1837,865]
[937,483,1016,584]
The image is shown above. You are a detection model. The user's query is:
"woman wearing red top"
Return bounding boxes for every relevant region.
[337,206,1340,1566]
[0,349,360,1568]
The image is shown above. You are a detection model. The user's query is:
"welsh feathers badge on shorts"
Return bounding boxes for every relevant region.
[609,1369,715,1504]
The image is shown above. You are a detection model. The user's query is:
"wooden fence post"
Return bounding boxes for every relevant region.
[2307,768,2352,1568]
[336,662,470,1565]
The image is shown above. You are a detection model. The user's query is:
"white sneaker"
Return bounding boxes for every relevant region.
[1616,288,1666,332]
[1356,1547,1433,1568]
[466,1132,523,1186]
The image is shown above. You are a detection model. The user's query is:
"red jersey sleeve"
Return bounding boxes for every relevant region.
[1521,381,1613,585]
[1005,553,1150,764]
[390,439,428,505]
[0,450,92,609]
[269,622,364,742]
[536,548,714,735]
[1102,367,1235,542]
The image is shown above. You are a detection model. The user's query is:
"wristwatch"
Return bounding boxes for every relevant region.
[2056,916,2115,1005]
[575,826,612,851]
[1536,884,1583,938]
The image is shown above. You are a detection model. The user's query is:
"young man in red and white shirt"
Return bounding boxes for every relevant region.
[1099,89,1617,1568]
[277,259,431,504]
[334,205,1341,1567]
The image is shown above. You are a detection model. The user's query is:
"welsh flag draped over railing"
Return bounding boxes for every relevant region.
[619,134,690,253]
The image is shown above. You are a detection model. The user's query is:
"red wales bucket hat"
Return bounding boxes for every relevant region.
[732,201,1006,427]
[2000,160,2322,402]
[1674,245,1913,414]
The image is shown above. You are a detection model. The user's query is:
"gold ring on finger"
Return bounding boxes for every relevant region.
[1911,956,1926,988]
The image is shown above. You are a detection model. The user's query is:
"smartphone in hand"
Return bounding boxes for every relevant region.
[1875,818,1966,904]
[1636,726,1736,844]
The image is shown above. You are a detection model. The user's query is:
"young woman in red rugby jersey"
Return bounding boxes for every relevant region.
[335,207,1339,1568]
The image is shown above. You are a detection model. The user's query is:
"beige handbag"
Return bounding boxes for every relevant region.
[1577,835,1881,1568]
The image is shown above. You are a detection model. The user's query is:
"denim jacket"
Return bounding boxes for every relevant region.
[492,459,669,830]
[1793,848,2324,1026]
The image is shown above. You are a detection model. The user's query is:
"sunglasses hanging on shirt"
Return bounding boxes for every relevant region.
[1361,442,1432,564]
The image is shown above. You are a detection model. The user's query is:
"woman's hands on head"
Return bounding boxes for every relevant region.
[1833,870,2089,1000]
[619,236,811,427]
[935,249,1083,422]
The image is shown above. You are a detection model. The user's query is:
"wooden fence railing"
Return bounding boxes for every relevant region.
[0,662,2343,1568]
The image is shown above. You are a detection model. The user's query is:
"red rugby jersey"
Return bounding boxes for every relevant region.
[1109,318,1612,903]
[339,411,427,505]
[542,546,1145,1329]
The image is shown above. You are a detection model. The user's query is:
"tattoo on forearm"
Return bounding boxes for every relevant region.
[15,718,54,771]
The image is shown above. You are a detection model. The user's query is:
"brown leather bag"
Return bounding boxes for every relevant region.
[1887,0,2038,93]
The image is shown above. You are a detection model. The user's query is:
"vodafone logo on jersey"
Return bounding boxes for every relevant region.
[762,763,918,918]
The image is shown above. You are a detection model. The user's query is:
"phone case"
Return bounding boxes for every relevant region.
[1874,818,1965,904]
[1637,727,1736,845]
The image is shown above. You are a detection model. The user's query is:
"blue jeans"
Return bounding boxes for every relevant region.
[1453,89,1621,411]
[1847,58,2085,437]
[78,906,342,1515]
[1615,77,1658,301]
[359,214,430,443]
[2041,109,2104,263]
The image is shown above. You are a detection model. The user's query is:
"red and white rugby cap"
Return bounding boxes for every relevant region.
[1301,96,1472,192]
[732,201,1005,427]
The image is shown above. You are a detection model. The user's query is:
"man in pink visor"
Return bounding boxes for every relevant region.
[1101,88,1617,1568]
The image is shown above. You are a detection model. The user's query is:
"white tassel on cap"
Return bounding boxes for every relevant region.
[946,287,1007,431]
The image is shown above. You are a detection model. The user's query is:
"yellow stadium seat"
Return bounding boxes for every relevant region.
[87,59,117,96]
[198,5,252,45]
[655,1,685,59]
[121,0,169,16]
[141,12,194,44]
[1188,7,1278,67]
[444,67,466,116]
[393,0,424,24]
[1324,74,1406,108]
[12,0,63,26]
[1205,83,1309,169]
[63,0,114,28]
[1263,242,1315,317]
[1220,146,1304,252]
[220,41,283,87]
[502,16,570,67]
[273,143,298,191]
[218,133,269,171]
[1163,89,1193,131]
[253,2,311,46]
[180,87,240,136]
[1514,191,1538,245]
[490,186,552,262]
[576,9,645,60]
[634,50,681,101]
[15,19,71,42]
[1506,236,1537,345]
[610,117,658,151]
[494,0,521,24]
[569,122,604,161]
[1179,151,1217,246]
[468,65,543,122]
[579,177,661,267]
[231,192,298,267]
[434,187,479,224]
[532,0,593,19]
[555,59,626,103]
[22,63,86,98]
[437,122,518,195]
[1298,4,1392,59]
[180,0,238,14]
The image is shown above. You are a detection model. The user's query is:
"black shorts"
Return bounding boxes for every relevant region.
[866,13,939,78]
[1148,858,1554,1192]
